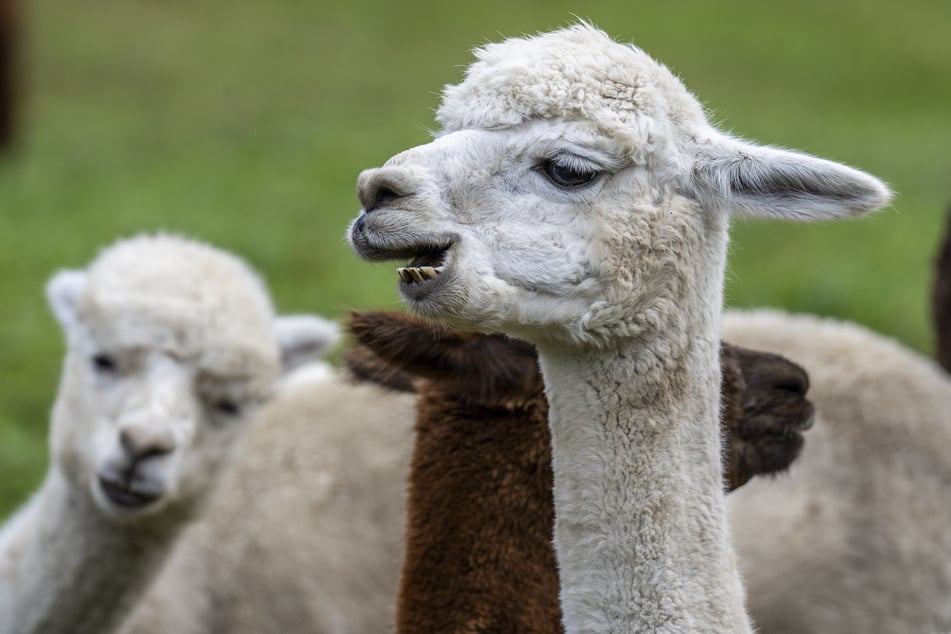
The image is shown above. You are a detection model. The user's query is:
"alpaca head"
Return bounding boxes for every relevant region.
[345,310,543,407]
[349,24,890,345]
[720,343,814,489]
[45,234,339,521]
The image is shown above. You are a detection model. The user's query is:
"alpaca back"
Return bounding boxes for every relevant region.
[724,310,951,634]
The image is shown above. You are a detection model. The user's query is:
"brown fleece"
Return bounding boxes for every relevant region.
[721,342,814,490]
[934,206,951,372]
[346,310,814,634]
[0,0,16,151]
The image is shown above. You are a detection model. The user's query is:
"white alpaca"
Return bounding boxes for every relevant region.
[118,371,415,634]
[0,235,338,634]
[723,310,951,634]
[348,24,890,632]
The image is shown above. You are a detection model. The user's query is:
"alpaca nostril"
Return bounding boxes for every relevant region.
[777,367,810,396]
[374,184,404,211]
[120,425,176,462]
[358,170,414,213]
[361,183,405,213]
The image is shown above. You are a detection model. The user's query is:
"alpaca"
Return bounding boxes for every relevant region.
[118,370,415,634]
[0,234,339,634]
[345,310,815,633]
[933,204,951,371]
[348,24,890,632]
[0,0,14,150]
[723,310,951,633]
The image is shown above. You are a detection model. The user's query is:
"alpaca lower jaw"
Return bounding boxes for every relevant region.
[396,258,453,301]
[95,474,164,512]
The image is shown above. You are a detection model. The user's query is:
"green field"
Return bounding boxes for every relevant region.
[1,0,949,519]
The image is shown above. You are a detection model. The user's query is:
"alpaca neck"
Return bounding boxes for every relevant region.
[0,468,185,634]
[537,328,751,633]
[396,394,561,633]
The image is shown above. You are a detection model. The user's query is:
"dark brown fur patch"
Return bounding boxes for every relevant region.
[342,343,417,393]
[721,343,814,490]
[0,0,17,151]
[347,310,542,406]
[934,205,951,372]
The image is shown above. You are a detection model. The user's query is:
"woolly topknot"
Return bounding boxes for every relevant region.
[435,24,706,137]
[77,234,280,377]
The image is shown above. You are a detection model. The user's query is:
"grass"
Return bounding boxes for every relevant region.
[1,0,948,519]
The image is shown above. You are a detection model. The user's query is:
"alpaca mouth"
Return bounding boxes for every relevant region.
[397,247,450,285]
[98,475,163,509]
[740,409,814,445]
[347,215,454,294]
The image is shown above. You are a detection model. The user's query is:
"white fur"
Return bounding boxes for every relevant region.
[348,24,890,633]
[119,372,415,634]
[723,310,951,634]
[0,234,338,634]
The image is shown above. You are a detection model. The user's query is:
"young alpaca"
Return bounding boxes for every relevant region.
[348,24,890,632]
[346,310,815,633]
[119,369,416,634]
[723,310,951,633]
[0,235,336,634]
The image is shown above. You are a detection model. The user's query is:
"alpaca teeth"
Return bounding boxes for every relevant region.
[397,266,444,284]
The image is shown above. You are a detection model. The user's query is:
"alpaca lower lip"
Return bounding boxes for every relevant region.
[98,476,162,509]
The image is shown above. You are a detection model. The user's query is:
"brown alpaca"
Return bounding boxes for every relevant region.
[345,311,814,634]
[0,0,17,151]
[933,205,951,372]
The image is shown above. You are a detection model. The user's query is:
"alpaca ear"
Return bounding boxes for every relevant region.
[689,134,892,221]
[46,269,89,333]
[273,314,341,373]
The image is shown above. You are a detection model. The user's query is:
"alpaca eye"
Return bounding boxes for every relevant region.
[91,353,118,374]
[540,155,600,188]
[214,399,241,417]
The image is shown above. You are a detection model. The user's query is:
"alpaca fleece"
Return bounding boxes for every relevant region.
[725,310,951,633]
[347,310,814,633]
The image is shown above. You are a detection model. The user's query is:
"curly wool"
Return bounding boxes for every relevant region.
[76,234,280,378]
[437,24,705,137]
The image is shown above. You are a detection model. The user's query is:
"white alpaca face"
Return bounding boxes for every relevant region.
[51,315,272,520]
[44,235,341,520]
[349,119,699,343]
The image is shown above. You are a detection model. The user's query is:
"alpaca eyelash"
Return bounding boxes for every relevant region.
[536,154,602,188]
[91,353,119,374]
[213,398,241,416]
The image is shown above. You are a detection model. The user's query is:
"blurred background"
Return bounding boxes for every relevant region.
[0,0,948,518]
